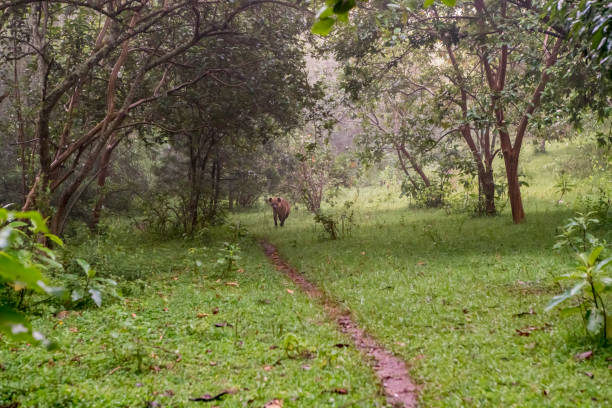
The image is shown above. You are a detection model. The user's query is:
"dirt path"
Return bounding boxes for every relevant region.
[261,240,419,408]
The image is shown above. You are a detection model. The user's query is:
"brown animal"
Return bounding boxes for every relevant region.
[268,197,290,227]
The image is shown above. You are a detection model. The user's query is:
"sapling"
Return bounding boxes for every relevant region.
[546,246,612,342]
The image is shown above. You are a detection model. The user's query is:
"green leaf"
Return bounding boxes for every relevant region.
[333,0,355,14]
[440,0,456,6]
[311,17,336,36]
[71,289,83,302]
[545,281,587,311]
[586,308,604,335]
[556,271,587,280]
[45,233,64,247]
[89,288,102,307]
[0,306,31,342]
[559,305,582,317]
[595,256,612,272]
[424,0,435,7]
[10,211,49,233]
[315,5,334,20]
[336,11,349,23]
[598,276,612,291]
[588,246,603,265]
[0,253,46,293]
[0,305,53,348]
[76,258,91,274]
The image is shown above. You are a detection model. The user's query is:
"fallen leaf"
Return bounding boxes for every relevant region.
[215,279,221,283]
[269,345,278,350]
[131,313,137,318]
[263,365,273,371]
[361,252,366,255]
[416,261,426,266]
[583,371,594,378]
[237,268,245,273]
[212,307,219,314]
[225,281,239,287]
[334,343,350,348]
[333,388,348,395]
[286,289,294,294]
[163,308,168,312]
[209,361,217,366]
[190,391,229,402]
[108,366,122,375]
[515,326,539,336]
[69,327,78,333]
[163,390,174,397]
[513,308,537,317]
[197,313,209,318]
[264,399,283,408]
[301,364,311,370]
[214,322,233,328]
[574,351,594,361]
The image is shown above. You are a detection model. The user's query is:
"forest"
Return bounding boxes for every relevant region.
[0,0,611,406]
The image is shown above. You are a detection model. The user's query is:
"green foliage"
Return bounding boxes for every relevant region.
[1,227,381,407]
[554,212,604,252]
[554,171,575,202]
[313,212,339,240]
[0,209,63,347]
[546,246,612,342]
[548,0,612,76]
[311,0,456,36]
[61,259,120,308]
[215,242,241,275]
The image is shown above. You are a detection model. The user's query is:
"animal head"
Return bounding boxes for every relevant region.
[268,197,282,209]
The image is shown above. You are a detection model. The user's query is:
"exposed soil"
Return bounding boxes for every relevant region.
[261,240,419,408]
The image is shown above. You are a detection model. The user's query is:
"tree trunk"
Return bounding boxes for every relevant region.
[503,151,525,223]
[480,167,496,216]
[228,189,234,212]
[91,137,120,230]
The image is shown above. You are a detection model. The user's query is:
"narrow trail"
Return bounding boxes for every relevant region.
[260,240,419,408]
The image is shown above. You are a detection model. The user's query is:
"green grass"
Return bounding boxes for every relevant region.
[2,139,609,407]
[236,140,612,407]
[0,228,384,407]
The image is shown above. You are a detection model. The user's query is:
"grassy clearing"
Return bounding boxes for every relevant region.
[237,141,612,407]
[0,228,384,407]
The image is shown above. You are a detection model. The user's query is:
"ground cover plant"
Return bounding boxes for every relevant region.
[0,223,383,407]
[1,0,611,406]
[237,140,612,407]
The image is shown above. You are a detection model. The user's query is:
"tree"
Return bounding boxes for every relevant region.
[328,0,570,222]
[0,0,312,234]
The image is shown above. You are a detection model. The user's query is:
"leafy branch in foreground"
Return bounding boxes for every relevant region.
[545,246,612,342]
[311,0,456,36]
[0,208,63,347]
